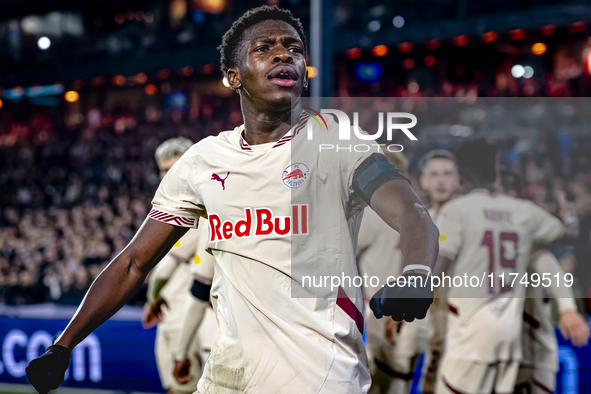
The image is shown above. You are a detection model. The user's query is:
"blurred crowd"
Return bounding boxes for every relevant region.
[1,98,591,310]
[0,115,224,305]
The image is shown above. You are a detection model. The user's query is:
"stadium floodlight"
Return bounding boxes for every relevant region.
[368,20,381,33]
[37,37,51,50]
[511,65,525,78]
[523,66,534,78]
[393,16,405,28]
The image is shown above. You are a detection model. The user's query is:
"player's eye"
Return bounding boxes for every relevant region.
[254,46,269,52]
[288,46,303,53]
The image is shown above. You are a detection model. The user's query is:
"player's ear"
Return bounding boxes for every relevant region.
[226,67,242,91]
[303,67,309,90]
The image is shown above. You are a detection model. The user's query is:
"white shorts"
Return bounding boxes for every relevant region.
[155,326,202,393]
[437,359,519,394]
[515,364,556,394]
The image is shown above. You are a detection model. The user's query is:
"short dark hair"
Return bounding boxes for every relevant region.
[420,149,457,174]
[455,140,497,188]
[218,5,307,74]
[500,170,522,197]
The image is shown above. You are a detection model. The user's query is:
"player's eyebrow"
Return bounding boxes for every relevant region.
[251,36,302,47]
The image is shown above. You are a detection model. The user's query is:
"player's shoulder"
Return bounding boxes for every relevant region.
[180,127,242,163]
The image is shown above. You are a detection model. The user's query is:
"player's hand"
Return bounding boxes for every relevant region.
[26,344,71,394]
[173,359,194,384]
[559,310,590,347]
[385,319,403,346]
[370,272,433,323]
[142,298,168,329]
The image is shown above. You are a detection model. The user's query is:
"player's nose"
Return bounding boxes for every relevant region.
[272,47,293,64]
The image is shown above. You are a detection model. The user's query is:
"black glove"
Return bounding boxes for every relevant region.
[26,344,71,394]
[370,272,433,323]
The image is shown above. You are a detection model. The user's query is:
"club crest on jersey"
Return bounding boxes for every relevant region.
[208,205,309,242]
[282,163,309,188]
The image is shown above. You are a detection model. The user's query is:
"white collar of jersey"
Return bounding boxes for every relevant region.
[238,111,310,151]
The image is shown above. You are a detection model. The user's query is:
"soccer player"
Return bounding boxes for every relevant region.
[357,149,430,394]
[498,171,589,394]
[434,140,569,394]
[418,150,460,394]
[141,137,215,394]
[25,6,439,394]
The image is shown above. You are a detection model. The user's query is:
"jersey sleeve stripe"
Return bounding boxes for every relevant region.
[148,208,196,228]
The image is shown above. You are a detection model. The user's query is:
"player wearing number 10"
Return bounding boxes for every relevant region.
[434,141,566,394]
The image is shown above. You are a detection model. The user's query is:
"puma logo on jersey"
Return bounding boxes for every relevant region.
[211,172,230,190]
[208,205,309,242]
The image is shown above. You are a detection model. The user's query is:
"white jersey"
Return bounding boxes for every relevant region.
[159,229,203,332]
[436,189,563,362]
[151,113,382,393]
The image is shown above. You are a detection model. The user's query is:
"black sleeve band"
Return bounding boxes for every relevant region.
[191,279,212,301]
[352,153,410,206]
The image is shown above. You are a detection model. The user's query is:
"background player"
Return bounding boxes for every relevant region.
[141,137,211,394]
[498,170,589,394]
[173,226,217,386]
[434,140,566,394]
[417,150,460,394]
[25,6,439,394]
[358,148,430,394]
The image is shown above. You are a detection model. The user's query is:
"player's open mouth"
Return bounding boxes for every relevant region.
[268,67,297,87]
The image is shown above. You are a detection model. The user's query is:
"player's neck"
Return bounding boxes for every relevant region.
[240,99,303,145]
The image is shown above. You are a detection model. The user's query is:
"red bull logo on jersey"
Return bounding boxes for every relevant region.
[208,205,309,241]
[282,163,309,188]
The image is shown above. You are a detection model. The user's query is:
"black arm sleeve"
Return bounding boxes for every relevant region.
[352,153,410,206]
[190,279,212,301]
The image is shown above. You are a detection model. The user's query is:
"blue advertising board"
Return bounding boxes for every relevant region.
[0,315,165,393]
[1,305,590,393]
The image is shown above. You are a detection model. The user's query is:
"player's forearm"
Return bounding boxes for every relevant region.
[56,252,150,351]
[531,252,577,311]
[370,180,439,272]
[174,295,208,360]
[398,204,439,271]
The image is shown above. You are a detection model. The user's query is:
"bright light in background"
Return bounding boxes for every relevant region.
[222,77,230,87]
[532,42,547,55]
[403,58,415,69]
[398,42,413,53]
[372,45,388,57]
[511,65,525,78]
[0,99,3,109]
[510,28,525,40]
[523,66,534,78]
[482,31,497,43]
[454,35,469,46]
[392,16,405,28]
[145,84,157,95]
[346,48,362,59]
[424,55,436,66]
[367,20,381,32]
[37,36,51,50]
[64,91,79,103]
[306,66,318,78]
[408,82,419,93]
